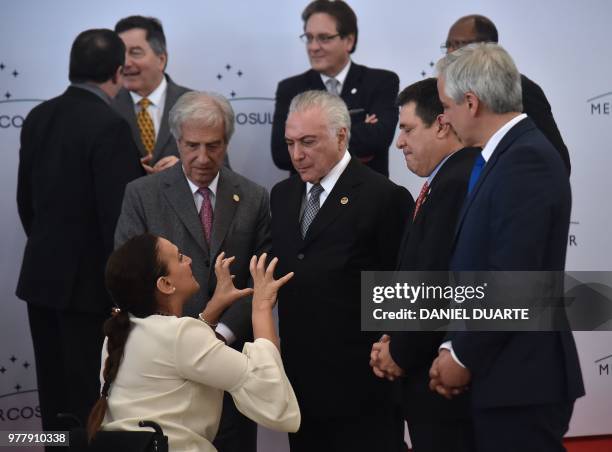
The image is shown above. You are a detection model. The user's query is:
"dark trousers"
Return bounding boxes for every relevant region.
[213,391,257,452]
[27,304,106,439]
[472,402,574,452]
[288,407,404,452]
[408,419,475,452]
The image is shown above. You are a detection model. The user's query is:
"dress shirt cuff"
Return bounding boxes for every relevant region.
[216,323,236,345]
[439,341,466,368]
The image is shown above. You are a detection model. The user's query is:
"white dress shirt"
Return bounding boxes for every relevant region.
[304,150,351,209]
[129,76,168,139]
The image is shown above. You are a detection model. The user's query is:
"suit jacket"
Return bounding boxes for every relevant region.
[389,148,480,423]
[271,63,399,176]
[521,74,571,174]
[112,74,190,164]
[114,164,271,344]
[16,86,144,313]
[449,117,584,409]
[271,158,413,416]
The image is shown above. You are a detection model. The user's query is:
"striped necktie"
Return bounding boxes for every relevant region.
[301,183,324,238]
[326,78,340,96]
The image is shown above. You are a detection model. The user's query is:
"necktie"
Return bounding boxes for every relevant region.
[137,98,156,155]
[198,187,213,244]
[467,153,486,195]
[413,181,430,221]
[326,78,340,96]
[301,183,324,238]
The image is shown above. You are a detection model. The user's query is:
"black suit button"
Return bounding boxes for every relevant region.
[297,253,304,260]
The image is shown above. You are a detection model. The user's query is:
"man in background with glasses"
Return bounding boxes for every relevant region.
[442,14,571,174]
[271,0,399,177]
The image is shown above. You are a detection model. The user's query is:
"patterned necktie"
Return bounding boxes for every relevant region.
[198,187,213,244]
[326,78,340,96]
[467,153,486,195]
[413,181,430,221]
[137,98,156,155]
[301,183,324,238]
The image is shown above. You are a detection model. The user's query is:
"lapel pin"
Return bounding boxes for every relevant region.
[351,88,357,94]
[340,196,349,205]
[233,194,240,202]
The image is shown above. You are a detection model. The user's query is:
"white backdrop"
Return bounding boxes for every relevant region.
[2,1,611,449]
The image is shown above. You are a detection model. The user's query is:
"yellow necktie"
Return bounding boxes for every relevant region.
[137,98,156,155]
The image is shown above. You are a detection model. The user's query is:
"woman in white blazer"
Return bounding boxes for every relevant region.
[87,233,300,451]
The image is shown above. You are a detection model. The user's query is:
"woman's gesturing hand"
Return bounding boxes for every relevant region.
[249,253,294,311]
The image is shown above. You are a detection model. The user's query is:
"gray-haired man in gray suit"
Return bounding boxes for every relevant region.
[114,91,270,452]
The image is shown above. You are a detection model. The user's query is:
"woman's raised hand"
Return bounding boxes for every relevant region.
[249,253,294,311]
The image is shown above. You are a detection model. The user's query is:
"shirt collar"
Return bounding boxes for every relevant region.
[129,75,168,107]
[481,113,527,162]
[185,168,220,197]
[320,60,351,88]
[306,150,351,195]
[427,152,455,185]
[70,82,112,104]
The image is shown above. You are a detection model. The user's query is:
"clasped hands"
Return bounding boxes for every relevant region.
[369,336,471,400]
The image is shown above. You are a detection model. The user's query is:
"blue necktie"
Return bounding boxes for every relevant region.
[467,153,486,195]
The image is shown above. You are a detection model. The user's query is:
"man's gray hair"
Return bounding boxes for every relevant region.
[436,42,522,114]
[288,90,351,143]
[169,91,235,142]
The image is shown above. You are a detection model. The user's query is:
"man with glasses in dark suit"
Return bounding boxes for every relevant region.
[271,0,399,177]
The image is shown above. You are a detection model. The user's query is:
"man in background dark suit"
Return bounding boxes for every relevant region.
[271,90,413,452]
[369,78,479,452]
[112,16,191,174]
[16,29,144,433]
[271,0,399,176]
[443,14,571,173]
[114,91,269,452]
[432,43,584,451]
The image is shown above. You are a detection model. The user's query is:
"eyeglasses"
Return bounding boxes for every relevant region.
[440,39,480,53]
[300,33,341,45]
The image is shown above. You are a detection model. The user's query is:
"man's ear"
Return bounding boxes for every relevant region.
[465,92,480,117]
[435,114,451,138]
[112,66,123,85]
[344,33,356,53]
[337,126,349,152]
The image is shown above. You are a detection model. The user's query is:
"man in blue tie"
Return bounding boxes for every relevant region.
[431,43,584,451]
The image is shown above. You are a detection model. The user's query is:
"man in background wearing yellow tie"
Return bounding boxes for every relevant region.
[112,16,191,174]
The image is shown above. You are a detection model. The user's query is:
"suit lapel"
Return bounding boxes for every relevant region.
[340,62,364,102]
[306,69,326,91]
[304,158,361,245]
[279,176,306,245]
[114,89,146,156]
[153,75,179,161]
[161,165,209,256]
[210,168,240,258]
[452,118,535,243]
